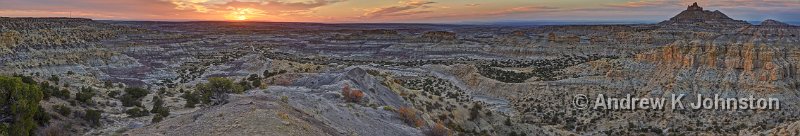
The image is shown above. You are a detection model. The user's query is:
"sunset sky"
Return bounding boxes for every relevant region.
[1,0,798,23]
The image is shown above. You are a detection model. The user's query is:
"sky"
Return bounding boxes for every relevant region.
[0,0,798,23]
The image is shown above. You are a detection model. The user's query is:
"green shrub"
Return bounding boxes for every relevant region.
[505,116,513,126]
[263,70,287,78]
[39,82,59,100]
[120,94,142,107]
[84,109,102,127]
[238,80,252,91]
[158,88,167,95]
[251,79,261,88]
[120,87,149,107]
[48,75,59,83]
[125,107,149,117]
[151,93,173,124]
[182,91,199,108]
[107,90,120,98]
[12,74,36,84]
[151,114,165,123]
[53,105,72,116]
[196,77,243,105]
[382,106,394,111]
[50,89,70,100]
[469,103,482,121]
[75,86,96,103]
[150,96,170,117]
[0,124,7,136]
[124,87,149,99]
[247,74,260,81]
[0,76,44,136]
[34,106,50,126]
[103,81,113,88]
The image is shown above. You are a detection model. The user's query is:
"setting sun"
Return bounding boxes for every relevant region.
[226,8,263,21]
[235,15,247,20]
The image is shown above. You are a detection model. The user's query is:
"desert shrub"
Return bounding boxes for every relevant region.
[469,103,482,121]
[430,122,449,136]
[383,106,394,111]
[125,107,149,117]
[39,82,59,100]
[124,87,149,99]
[39,124,68,136]
[0,76,45,136]
[120,94,141,107]
[505,116,513,126]
[75,86,96,103]
[103,81,113,88]
[196,77,243,105]
[182,91,200,108]
[151,114,165,123]
[12,74,36,84]
[158,88,167,95]
[280,95,289,103]
[263,70,287,78]
[251,79,262,88]
[34,106,50,125]
[0,124,6,136]
[84,109,102,127]
[51,89,70,100]
[107,90,120,98]
[398,106,423,127]
[150,96,170,117]
[247,74,260,81]
[238,80,252,91]
[53,105,71,116]
[48,75,59,83]
[341,85,365,103]
[120,87,149,107]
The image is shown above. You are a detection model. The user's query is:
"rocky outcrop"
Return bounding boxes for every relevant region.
[418,31,456,42]
[0,17,148,53]
[760,19,792,27]
[636,41,791,82]
[658,2,750,27]
[329,29,403,41]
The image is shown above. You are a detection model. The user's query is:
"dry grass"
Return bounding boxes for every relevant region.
[398,106,424,127]
[342,85,365,103]
[429,121,450,136]
[39,123,68,136]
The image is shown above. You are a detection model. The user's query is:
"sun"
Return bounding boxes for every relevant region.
[226,7,262,21]
[235,15,248,20]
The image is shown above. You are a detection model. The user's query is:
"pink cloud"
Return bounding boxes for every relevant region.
[361,0,436,18]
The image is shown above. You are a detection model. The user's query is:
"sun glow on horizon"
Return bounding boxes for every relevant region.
[225,7,263,21]
[235,15,247,20]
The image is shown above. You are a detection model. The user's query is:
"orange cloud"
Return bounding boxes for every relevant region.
[169,0,211,13]
[605,0,674,8]
[225,7,265,20]
[362,0,435,18]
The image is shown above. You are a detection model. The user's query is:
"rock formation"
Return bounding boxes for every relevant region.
[658,2,750,27]
[760,19,792,26]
